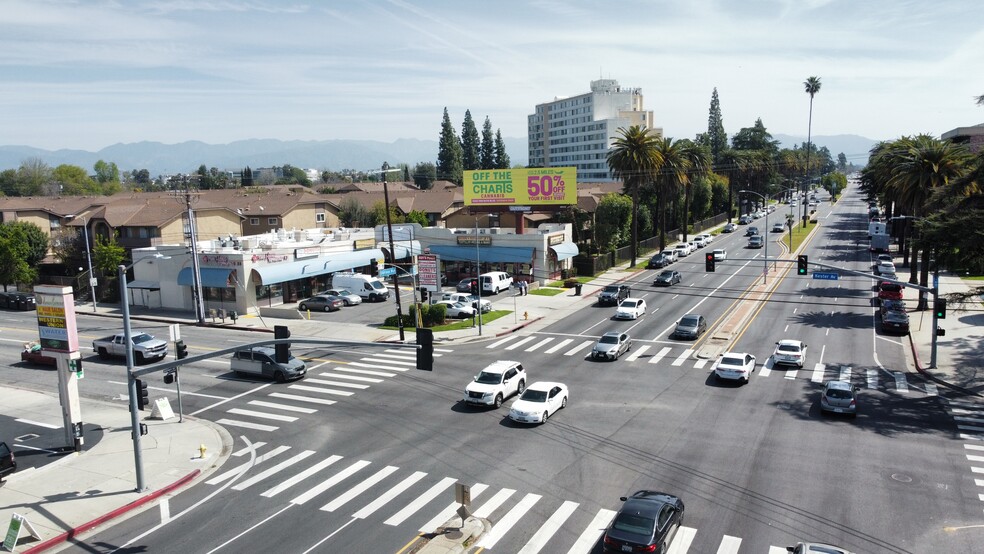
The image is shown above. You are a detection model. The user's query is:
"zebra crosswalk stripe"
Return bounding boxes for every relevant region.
[332,366,395,377]
[565,340,594,357]
[232,450,316,491]
[784,369,798,380]
[666,525,697,553]
[811,363,825,383]
[317,372,382,383]
[289,384,354,397]
[488,336,517,349]
[545,339,573,354]
[321,465,399,512]
[893,371,908,393]
[506,336,538,351]
[477,492,541,549]
[840,365,852,382]
[216,419,279,432]
[419,483,490,532]
[566,508,616,554]
[648,346,672,365]
[625,345,650,362]
[247,400,317,414]
[304,378,370,389]
[352,471,428,519]
[716,534,742,554]
[268,393,336,405]
[671,349,693,366]
[207,445,291,485]
[866,368,878,389]
[385,476,457,526]
[226,408,298,422]
[472,488,516,518]
[261,455,342,497]
[290,459,371,505]
[525,337,555,352]
[518,500,579,554]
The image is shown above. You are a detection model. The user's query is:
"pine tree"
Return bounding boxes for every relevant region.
[480,116,495,169]
[460,110,481,172]
[494,129,511,169]
[437,108,464,185]
[707,88,727,167]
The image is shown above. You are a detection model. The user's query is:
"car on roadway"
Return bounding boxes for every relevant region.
[591,332,631,361]
[230,347,306,382]
[691,236,707,248]
[298,294,344,312]
[615,298,647,320]
[747,235,764,249]
[320,289,362,306]
[878,281,904,302]
[659,249,678,263]
[712,248,727,261]
[602,490,685,554]
[745,226,759,237]
[881,310,910,334]
[463,360,526,408]
[697,233,713,244]
[772,222,786,233]
[647,253,672,269]
[673,314,707,340]
[599,284,631,306]
[673,244,691,258]
[653,270,681,287]
[714,352,756,383]
[820,380,859,417]
[456,277,476,293]
[879,298,906,316]
[773,339,808,368]
[879,270,898,281]
[876,254,893,264]
[507,381,568,424]
[434,301,476,319]
[786,542,856,554]
[738,215,752,225]
[20,342,56,366]
[876,261,896,275]
[722,223,737,233]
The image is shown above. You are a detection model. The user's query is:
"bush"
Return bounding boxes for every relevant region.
[563,278,578,288]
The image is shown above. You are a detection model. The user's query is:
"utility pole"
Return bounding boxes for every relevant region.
[381,163,405,341]
[183,183,206,325]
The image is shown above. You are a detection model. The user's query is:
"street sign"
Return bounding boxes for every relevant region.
[812,271,839,280]
[378,266,396,277]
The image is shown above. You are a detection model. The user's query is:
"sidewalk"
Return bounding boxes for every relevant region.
[0,388,231,552]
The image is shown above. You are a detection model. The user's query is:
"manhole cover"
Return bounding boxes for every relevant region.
[891,473,912,483]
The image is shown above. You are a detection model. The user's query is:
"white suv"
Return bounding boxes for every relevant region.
[464,361,527,408]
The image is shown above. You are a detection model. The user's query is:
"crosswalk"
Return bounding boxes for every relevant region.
[486,334,938,395]
[212,347,449,433]
[205,442,795,553]
[942,398,984,515]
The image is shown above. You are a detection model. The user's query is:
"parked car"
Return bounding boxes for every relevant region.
[647,254,672,269]
[659,249,678,263]
[298,295,344,312]
[747,235,764,249]
[673,244,691,258]
[591,332,631,361]
[440,292,491,313]
[697,233,713,244]
[878,281,904,301]
[712,249,727,261]
[879,298,906,316]
[772,222,786,233]
[20,342,56,366]
[463,360,526,408]
[0,441,16,482]
[738,215,752,225]
[615,298,647,320]
[434,300,476,319]
[598,284,631,306]
[320,289,362,306]
[773,339,808,368]
[653,270,682,287]
[456,277,476,293]
[507,382,568,424]
[787,542,856,554]
[820,380,859,417]
[602,490,685,554]
[673,314,707,340]
[714,352,756,383]
[881,310,910,334]
[722,223,737,233]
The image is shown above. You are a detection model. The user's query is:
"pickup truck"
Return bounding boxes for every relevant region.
[93,332,169,364]
[440,292,491,313]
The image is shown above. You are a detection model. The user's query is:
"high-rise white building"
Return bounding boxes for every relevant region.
[528,79,659,182]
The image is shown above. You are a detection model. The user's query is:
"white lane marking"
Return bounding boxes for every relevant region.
[893,371,908,393]
[190,382,273,416]
[626,345,650,362]
[159,497,170,523]
[759,359,773,377]
[227,408,298,422]
[472,488,516,518]
[384,476,457,526]
[356,359,411,371]
[565,340,594,357]
[967,454,984,463]
[332,366,395,377]
[320,465,399,512]
[769,547,789,554]
[247,400,317,414]
[973,467,984,474]
[959,425,984,433]
[666,525,697,553]
[288,385,354,396]
[352,471,427,519]
[525,337,554,352]
[946,401,984,409]
[965,444,984,451]
[694,359,708,369]
[716,535,742,554]
[232,450,317,491]
[955,416,984,424]
[207,445,290,485]
[959,434,984,441]
[476,493,541,549]
[232,442,266,457]
[14,418,59,429]
[517,500,579,554]
[925,383,938,396]
[318,372,382,383]
[268,393,336,405]
[671,349,693,366]
[261,456,342,497]
[216,419,279,432]
[811,363,825,383]
[648,347,672,365]
[840,365,852,382]
[303,378,370,389]
[784,369,798,380]
[867,368,879,389]
[566,508,617,554]
[419,483,489,532]
[506,336,538,351]
[290,460,371,505]
[545,339,573,354]
[487,336,517,349]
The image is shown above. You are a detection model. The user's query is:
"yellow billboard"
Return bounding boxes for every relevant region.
[464,167,577,206]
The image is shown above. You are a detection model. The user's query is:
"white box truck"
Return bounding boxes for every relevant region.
[330,273,390,302]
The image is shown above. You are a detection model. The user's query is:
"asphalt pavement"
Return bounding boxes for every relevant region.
[1,242,981,552]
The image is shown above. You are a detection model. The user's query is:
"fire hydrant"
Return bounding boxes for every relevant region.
[199,443,207,459]
[523,311,529,320]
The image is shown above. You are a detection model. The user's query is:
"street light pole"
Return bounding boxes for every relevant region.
[740,190,769,284]
[380,164,405,342]
[81,217,97,312]
[119,263,146,492]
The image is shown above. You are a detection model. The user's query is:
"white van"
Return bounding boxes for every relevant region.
[331,273,390,302]
[479,271,513,295]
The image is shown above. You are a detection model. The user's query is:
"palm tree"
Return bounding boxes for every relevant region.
[607,126,664,267]
[651,138,692,250]
[803,76,822,227]
[677,140,711,242]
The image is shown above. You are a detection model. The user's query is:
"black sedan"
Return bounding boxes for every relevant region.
[603,490,685,554]
[653,270,682,287]
[647,254,671,269]
[881,310,910,334]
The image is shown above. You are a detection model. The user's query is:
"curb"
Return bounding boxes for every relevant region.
[494,316,544,337]
[906,333,982,397]
[22,469,201,553]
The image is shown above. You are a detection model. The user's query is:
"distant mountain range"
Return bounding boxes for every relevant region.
[0,134,876,176]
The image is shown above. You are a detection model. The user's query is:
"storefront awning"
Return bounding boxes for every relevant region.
[549,242,579,261]
[251,249,384,285]
[380,240,422,260]
[178,267,235,288]
[428,245,534,264]
[127,280,161,290]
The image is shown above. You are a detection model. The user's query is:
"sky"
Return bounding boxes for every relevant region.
[2,0,982,155]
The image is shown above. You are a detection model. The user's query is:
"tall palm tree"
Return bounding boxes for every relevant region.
[678,140,711,241]
[651,138,692,250]
[803,76,822,227]
[607,126,664,267]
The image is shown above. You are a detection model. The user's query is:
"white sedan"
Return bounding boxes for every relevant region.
[615,298,647,320]
[773,339,808,368]
[508,382,568,424]
[714,352,756,384]
[434,301,476,319]
[698,233,713,244]
[712,249,727,261]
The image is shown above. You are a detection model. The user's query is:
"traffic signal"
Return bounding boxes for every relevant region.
[419,288,429,303]
[175,339,188,360]
[136,378,149,410]
[164,369,175,385]
[936,327,946,336]
[705,252,715,272]
[370,258,379,276]
[274,325,291,364]
[797,255,809,276]
[470,279,479,296]
[416,328,434,371]
[934,298,947,319]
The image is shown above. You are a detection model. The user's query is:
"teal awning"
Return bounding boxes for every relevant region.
[178,267,235,288]
[428,245,534,264]
[549,242,579,261]
[251,249,383,285]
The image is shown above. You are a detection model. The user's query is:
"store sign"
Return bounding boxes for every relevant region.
[295,246,321,259]
[248,253,289,264]
[35,285,79,354]
[548,234,565,246]
[418,254,440,291]
[457,235,492,246]
[202,254,244,267]
[354,239,375,250]
[464,167,577,206]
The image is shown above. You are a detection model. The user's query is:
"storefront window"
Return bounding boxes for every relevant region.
[203,287,236,302]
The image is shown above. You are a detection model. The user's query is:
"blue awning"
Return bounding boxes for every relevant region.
[428,245,534,264]
[178,267,235,288]
[549,242,579,261]
[251,249,384,285]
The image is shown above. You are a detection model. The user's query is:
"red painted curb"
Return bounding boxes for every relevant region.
[22,469,201,553]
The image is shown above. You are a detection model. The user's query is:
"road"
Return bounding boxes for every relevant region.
[2,187,980,553]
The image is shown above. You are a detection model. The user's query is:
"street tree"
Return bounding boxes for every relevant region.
[707,88,727,167]
[413,162,437,190]
[0,222,37,289]
[594,193,632,253]
[460,110,481,172]
[803,76,822,227]
[607,125,664,267]
[480,117,495,169]
[437,108,464,185]
[53,164,99,195]
[494,130,511,169]
[16,158,51,196]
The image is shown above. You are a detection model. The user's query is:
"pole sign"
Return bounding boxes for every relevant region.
[812,271,839,280]
[378,266,397,277]
[418,254,440,291]
[34,285,79,354]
